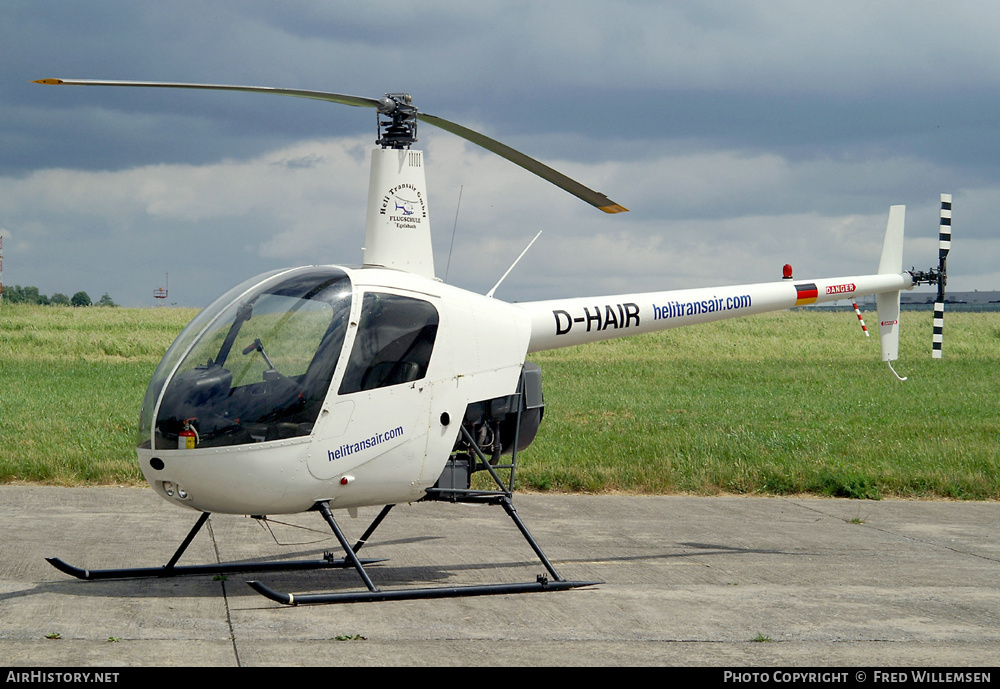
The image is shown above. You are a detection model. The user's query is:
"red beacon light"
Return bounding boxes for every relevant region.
[782,264,793,280]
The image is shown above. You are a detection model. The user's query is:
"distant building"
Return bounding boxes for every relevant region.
[901,290,1000,305]
[813,291,1000,312]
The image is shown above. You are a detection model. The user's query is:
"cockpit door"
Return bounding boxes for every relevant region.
[306,290,440,503]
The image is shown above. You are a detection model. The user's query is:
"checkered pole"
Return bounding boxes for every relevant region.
[932,194,951,359]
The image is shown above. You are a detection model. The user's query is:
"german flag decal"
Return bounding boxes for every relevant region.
[794,283,818,306]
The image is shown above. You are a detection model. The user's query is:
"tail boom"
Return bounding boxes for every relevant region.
[520,272,911,353]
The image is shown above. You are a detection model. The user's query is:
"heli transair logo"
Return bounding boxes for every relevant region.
[328,426,404,461]
[553,302,640,335]
[826,283,856,295]
[653,294,752,320]
[379,183,427,229]
[880,320,899,327]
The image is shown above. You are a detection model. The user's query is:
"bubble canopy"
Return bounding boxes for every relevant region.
[138,267,353,450]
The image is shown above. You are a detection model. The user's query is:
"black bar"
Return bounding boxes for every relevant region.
[352,503,395,553]
[316,501,379,592]
[459,424,510,494]
[164,511,211,570]
[498,496,563,582]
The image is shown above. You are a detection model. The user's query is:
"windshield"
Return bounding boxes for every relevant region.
[143,267,353,450]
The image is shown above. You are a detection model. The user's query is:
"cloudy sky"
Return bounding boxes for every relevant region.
[2,1,998,307]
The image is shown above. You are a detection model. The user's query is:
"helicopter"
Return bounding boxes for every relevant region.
[35,79,951,605]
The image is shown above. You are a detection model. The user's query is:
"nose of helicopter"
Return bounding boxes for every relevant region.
[137,440,317,514]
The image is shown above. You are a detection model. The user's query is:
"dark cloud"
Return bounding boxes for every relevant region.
[3,2,999,306]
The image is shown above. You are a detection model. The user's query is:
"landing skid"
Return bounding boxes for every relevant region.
[46,511,383,581]
[247,498,598,606]
[45,494,596,603]
[49,375,599,603]
[250,577,590,605]
[246,383,600,606]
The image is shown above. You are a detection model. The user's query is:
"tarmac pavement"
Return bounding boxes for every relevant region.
[0,485,997,668]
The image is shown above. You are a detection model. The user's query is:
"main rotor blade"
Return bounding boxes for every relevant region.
[33,79,383,110]
[419,112,627,213]
[35,78,628,213]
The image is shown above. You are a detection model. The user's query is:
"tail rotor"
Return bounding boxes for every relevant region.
[909,193,952,360]
[932,194,952,359]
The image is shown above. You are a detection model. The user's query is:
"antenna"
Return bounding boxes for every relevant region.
[444,185,463,282]
[486,231,542,298]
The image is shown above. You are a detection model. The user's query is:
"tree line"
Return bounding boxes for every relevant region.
[1,285,117,307]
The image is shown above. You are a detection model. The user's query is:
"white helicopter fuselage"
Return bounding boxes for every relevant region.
[137,265,532,515]
[134,145,913,517]
[137,263,912,516]
[34,81,948,603]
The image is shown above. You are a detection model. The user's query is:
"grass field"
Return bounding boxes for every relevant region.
[0,305,198,484]
[1,303,997,499]
[524,309,999,500]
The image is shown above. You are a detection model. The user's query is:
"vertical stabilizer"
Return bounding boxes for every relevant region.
[363,147,435,278]
[877,205,905,276]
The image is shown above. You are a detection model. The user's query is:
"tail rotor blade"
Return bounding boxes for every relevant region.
[932,194,951,359]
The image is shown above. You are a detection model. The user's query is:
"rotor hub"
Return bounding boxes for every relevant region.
[377,93,418,148]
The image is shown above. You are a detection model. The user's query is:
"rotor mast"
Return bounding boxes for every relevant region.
[362,93,435,278]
